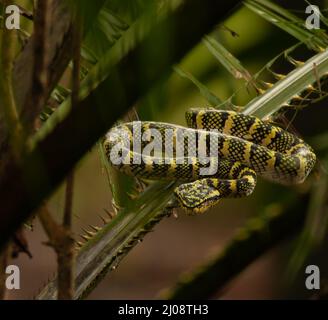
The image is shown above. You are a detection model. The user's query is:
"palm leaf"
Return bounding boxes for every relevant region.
[173,66,222,106]
[203,35,254,82]
[244,0,328,50]
[243,48,328,118]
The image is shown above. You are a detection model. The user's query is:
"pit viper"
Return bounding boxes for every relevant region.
[104,109,316,213]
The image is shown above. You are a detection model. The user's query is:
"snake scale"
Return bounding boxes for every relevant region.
[104,109,316,213]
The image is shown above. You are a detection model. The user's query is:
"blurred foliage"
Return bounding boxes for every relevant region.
[2,0,328,299]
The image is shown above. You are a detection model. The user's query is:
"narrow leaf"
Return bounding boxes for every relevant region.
[203,36,253,83]
[173,66,222,106]
[244,0,328,50]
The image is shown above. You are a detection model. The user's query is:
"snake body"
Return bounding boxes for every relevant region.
[104,109,316,213]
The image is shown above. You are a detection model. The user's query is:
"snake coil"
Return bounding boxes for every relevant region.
[104,109,316,213]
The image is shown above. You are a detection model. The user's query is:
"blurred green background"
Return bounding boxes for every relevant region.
[6,0,328,299]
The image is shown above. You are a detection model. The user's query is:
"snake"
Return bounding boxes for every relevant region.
[103,108,316,214]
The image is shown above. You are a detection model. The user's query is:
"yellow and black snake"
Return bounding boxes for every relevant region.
[104,109,316,213]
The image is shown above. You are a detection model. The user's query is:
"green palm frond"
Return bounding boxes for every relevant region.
[243,48,328,118]
[244,0,328,50]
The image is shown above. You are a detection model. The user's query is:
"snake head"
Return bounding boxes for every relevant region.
[174,179,222,214]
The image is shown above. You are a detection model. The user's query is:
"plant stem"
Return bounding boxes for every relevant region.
[22,0,51,133]
[38,206,75,299]
[57,172,75,300]
[37,182,177,299]
[0,0,23,160]
[57,14,82,300]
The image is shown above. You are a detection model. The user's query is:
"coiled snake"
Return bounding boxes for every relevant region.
[104,109,316,213]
